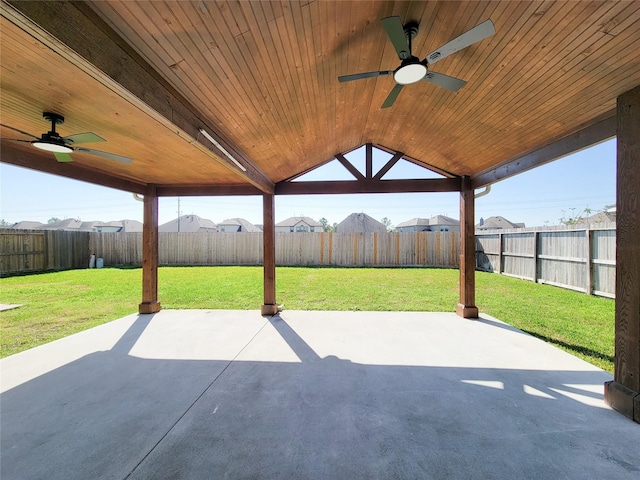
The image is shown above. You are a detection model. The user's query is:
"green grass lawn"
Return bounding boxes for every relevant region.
[0,266,615,372]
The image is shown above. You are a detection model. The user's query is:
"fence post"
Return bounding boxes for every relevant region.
[586,228,593,295]
[533,231,539,282]
[498,233,503,274]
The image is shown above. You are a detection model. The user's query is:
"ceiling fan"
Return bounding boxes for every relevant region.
[338,16,495,108]
[1,112,133,163]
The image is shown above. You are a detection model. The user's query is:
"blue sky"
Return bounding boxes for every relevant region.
[1,138,616,228]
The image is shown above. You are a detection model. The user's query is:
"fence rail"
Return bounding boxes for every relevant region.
[475,224,616,298]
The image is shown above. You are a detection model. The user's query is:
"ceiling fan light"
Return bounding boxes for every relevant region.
[32,141,73,153]
[394,63,427,85]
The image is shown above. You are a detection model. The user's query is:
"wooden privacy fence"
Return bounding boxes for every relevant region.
[475,225,616,298]
[2,227,617,299]
[89,231,459,268]
[0,229,91,276]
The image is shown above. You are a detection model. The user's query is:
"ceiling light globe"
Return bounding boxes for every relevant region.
[394,63,427,85]
[32,141,73,153]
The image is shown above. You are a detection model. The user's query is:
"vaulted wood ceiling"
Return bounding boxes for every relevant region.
[1,1,639,194]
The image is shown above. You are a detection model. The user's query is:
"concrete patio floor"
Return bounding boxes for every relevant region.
[1,310,638,479]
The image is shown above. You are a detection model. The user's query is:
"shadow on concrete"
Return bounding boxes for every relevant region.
[1,313,638,480]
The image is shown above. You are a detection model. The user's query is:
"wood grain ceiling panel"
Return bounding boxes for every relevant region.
[2,1,640,188]
[0,12,248,188]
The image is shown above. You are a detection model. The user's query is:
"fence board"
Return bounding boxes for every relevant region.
[1,229,90,276]
[476,225,616,298]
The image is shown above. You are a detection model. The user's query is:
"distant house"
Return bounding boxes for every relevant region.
[396,215,459,233]
[476,216,525,230]
[159,215,217,233]
[581,211,616,225]
[428,215,459,233]
[10,221,44,230]
[93,221,123,233]
[395,218,431,232]
[120,220,143,232]
[93,220,143,233]
[40,218,85,230]
[336,213,386,233]
[275,216,323,233]
[217,218,261,233]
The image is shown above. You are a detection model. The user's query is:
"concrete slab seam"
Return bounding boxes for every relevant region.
[123,316,272,479]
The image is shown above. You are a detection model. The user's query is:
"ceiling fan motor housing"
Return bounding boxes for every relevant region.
[32,111,74,153]
[394,57,428,85]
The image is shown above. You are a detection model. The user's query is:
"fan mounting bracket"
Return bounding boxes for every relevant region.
[42,112,65,127]
[404,22,419,41]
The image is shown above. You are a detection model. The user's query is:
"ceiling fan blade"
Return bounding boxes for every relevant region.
[54,152,74,162]
[423,71,467,92]
[76,147,133,164]
[63,132,105,145]
[338,70,393,82]
[381,84,404,109]
[0,123,39,139]
[425,19,495,65]
[381,16,411,60]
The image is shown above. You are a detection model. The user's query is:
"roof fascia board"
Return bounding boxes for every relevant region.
[471,114,616,189]
[155,185,263,196]
[1,143,147,194]
[3,1,274,194]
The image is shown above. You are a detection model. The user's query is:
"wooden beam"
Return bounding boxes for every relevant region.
[156,185,262,197]
[261,194,278,316]
[335,153,365,181]
[456,176,478,318]
[139,185,161,314]
[605,85,640,424]
[3,1,274,194]
[365,143,373,179]
[276,178,461,195]
[373,151,403,180]
[471,115,617,188]
[374,144,457,178]
[1,142,147,194]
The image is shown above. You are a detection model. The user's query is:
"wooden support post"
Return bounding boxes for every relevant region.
[261,194,279,316]
[456,176,479,318]
[605,85,640,423]
[139,185,161,314]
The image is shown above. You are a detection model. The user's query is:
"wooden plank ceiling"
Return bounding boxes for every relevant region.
[1,1,639,192]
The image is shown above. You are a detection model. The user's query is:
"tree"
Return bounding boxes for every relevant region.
[319,217,332,232]
[559,207,592,226]
[0,219,10,227]
[381,217,394,232]
[47,217,61,224]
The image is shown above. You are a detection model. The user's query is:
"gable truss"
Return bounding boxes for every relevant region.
[276,143,461,195]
